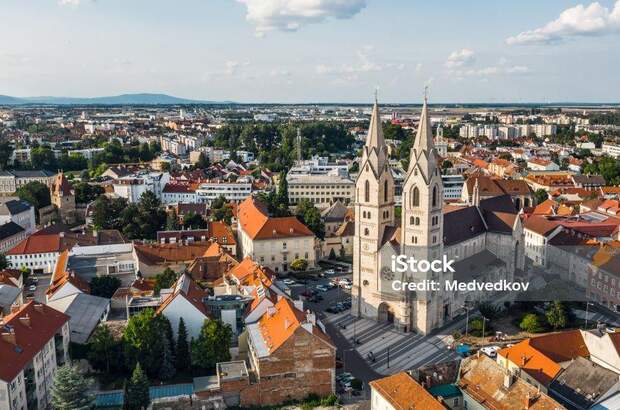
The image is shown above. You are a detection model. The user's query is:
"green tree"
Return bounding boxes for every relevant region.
[275,171,289,209]
[0,141,13,170]
[122,309,166,377]
[520,313,544,333]
[87,324,118,374]
[74,182,104,204]
[176,318,191,373]
[191,320,232,371]
[30,146,57,170]
[16,181,51,221]
[166,209,181,231]
[153,268,178,295]
[158,336,176,381]
[196,152,210,169]
[124,363,150,410]
[441,160,453,170]
[295,199,325,240]
[290,258,309,271]
[545,301,568,330]
[50,364,94,410]
[533,189,548,205]
[0,254,7,271]
[90,275,122,298]
[91,196,127,230]
[183,211,208,229]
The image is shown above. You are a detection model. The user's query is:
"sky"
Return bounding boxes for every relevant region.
[1,0,619,103]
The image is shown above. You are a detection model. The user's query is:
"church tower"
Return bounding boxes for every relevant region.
[352,97,395,318]
[401,93,449,334]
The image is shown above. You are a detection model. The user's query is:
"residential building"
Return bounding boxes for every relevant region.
[461,176,533,210]
[458,354,566,410]
[369,372,446,410]
[156,273,210,339]
[0,170,56,195]
[237,196,316,273]
[195,181,252,204]
[157,222,236,256]
[0,198,36,234]
[441,174,465,201]
[0,302,70,410]
[240,297,335,406]
[47,293,110,344]
[0,223,28,255]
[527,158,560,171]
[602,143,620,159]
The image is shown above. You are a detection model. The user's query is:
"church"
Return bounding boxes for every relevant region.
[351,96,523,335]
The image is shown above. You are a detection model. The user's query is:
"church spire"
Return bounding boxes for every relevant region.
[413,87,434,151]
[365,93,385,150]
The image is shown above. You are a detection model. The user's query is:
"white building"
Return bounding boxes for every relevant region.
[0,302,70,410]
[237,196,316,273]
[112,171,170,203]
[156,273,209,340]
[441,174,464,200]
[67,148,104,160]
[0,199,36,234]
[195,181,252,204]
[161,184,198,204]
[602,143,620,159]
[6,231,67,274]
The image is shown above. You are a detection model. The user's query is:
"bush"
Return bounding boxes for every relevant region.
[469,318,493,337]
[520,313,544,333]
[290,258,309,272]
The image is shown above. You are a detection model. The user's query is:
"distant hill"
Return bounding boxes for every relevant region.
[0,93,223,105]
[0,95,27,105]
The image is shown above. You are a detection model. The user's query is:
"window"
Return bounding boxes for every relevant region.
[364,180,370,203]
[383,180,388,202]
[410,216,415,225]
[432,185,438,207]
[412,187,420,207]
[364,228,369,236]
[415,217,420,225]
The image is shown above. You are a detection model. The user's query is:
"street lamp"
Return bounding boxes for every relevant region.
[461,302,472,339]
[585,301,594,330]
[481,316,489,347]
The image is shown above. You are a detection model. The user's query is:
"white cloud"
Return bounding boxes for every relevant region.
[506,0,620,45]
[315,45,405,80]
[58,0,82,5]
[445,48,475,68]
[448,64,531,79]
[237,0,367,35]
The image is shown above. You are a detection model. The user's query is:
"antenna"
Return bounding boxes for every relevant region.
[424,86,429,103]
[374,86,379,103]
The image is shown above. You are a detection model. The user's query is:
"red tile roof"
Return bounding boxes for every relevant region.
[156,273,210,317]
[46,250,90,298]
[238,196,313,240]
[0,302,69,382]
[370,372,446,410]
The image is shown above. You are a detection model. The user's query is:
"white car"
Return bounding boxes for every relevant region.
[480,346,501,358]
[325,269,336,275]
[338,278,351,286]
[28,285,37,292]
[282,279,296,285]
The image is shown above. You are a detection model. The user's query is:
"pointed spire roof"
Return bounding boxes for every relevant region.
[413,92,434,151]
[365,97,385,150]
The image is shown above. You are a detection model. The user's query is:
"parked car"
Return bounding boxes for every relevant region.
[316,285,329,292]
[325,269,336,275]
[28,285,37,292]
[282,278,296,285]
[480,345,501,358]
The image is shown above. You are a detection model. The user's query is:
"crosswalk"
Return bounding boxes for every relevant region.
[325,312,462,375]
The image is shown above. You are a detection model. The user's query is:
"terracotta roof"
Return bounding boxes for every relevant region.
[227,256,274,288]
[46,250,90,298]
[257,297,333,354]
[51,173,73,196]
[459,355,566,410]
[498,340,562,386]
[0,302,69,382]
[238,196,313,240]
[7,232,64,255]
[156,273,210,317]
[523,216,563,236]
[134,242,212,265]
[369,372,446,410]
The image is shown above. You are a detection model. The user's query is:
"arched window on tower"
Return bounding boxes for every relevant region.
[384,180,388,202]
[364,180,370,203]
[432,185,438,208]
[412,187,420,207]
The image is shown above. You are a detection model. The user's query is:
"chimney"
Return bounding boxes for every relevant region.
[267,306,276,316]
[19,314,30,327]
[503,371,514,389]
[306,311,316,326]
[521,354,527,366]
[524,392,535,409]
[1,329,16,345]
[59,231,65,238]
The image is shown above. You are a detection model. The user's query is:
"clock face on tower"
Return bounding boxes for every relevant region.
[381,266,394,281]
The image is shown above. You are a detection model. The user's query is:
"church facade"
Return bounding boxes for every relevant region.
[351,97,523,335]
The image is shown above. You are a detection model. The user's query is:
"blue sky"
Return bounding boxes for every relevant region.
[1,0,619,103]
